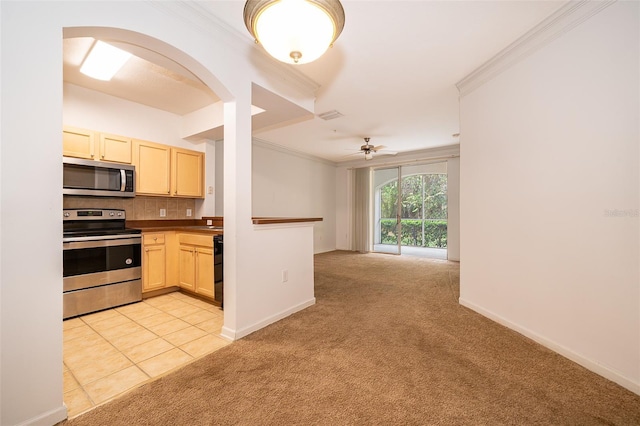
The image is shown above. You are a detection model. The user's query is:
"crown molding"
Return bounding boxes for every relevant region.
[338,144,460,169]
[148,1,321,96]
[456,0,616,97]
[252,138,338,167]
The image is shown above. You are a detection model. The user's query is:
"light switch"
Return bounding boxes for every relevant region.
[159,209,166,217]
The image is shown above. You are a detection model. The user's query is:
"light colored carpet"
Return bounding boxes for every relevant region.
[62,250,640,425]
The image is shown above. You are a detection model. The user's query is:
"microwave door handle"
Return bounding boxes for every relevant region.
[120,169,126,192]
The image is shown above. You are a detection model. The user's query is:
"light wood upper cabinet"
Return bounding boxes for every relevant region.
[63,126,95,160]
[133,141,204,198]
[63,126,131,164]
[133,139,171,196]
[65,127,205,198]
[172,148,204,198]
[100,133,132,163]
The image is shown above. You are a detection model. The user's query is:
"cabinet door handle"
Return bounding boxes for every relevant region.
[145,248,149,252]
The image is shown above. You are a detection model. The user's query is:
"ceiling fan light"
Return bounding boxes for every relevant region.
[244,0,345,65]
[80,40,132,81]
[364,152,373,160]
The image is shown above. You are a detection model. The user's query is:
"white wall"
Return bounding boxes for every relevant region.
[1,4,65,425]
[64,84,196,149]
[202,139,216,217]
[231,223,316,338]
[215,140,224,216]
[252,141,337,253]
[459,1,639,393]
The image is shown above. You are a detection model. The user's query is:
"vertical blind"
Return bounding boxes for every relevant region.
[353,167,371,252]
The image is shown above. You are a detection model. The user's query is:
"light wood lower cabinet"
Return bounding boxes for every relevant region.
[195,247,214,298]
[177,234,214,299]
[178,244,196,292]
[142,233,167,292]
[142,231,178,294]
[142,231,214,300]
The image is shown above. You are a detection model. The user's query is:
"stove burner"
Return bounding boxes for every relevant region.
[63,208,140,240]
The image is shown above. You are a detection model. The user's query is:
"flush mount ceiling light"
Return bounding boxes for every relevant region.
[80,40,132,81]
[244,0,345,65]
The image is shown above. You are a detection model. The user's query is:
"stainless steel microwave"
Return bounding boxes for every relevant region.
[63,157,135,197]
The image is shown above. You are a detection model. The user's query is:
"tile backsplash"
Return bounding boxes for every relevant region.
[63,196,196,220]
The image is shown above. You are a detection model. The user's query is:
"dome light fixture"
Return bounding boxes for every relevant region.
[244,0,345,65]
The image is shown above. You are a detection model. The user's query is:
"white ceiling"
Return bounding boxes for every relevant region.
[62,0,567,163]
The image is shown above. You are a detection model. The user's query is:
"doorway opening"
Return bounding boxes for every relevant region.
[62,26,230,418]
[373,162,448,259]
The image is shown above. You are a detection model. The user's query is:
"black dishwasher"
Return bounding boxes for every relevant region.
[214,234,223,308]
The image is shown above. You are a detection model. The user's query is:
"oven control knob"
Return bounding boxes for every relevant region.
[63,212,70,217]
[109,212,115,216]
[125,258,133,265]
[117,212,123,216]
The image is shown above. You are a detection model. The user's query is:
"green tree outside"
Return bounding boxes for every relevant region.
[379,174,447,248]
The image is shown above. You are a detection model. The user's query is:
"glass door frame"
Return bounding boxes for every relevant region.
[372,166,402,255]
[372,161,449,257]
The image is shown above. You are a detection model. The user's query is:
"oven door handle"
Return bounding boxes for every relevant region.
[63,236,141,250]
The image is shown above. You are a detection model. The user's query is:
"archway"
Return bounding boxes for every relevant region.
[61,27,232,417]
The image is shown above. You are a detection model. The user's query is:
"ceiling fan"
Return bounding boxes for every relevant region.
[345,137,398,161]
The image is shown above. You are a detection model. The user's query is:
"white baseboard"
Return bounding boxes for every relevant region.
[16,404,67,426]
[220,298,316,341]
[459,297,640,396]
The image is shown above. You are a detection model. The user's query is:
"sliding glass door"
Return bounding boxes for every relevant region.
[372,162,448,258]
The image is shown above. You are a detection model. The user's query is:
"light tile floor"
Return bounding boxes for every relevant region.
[63,292,230,418]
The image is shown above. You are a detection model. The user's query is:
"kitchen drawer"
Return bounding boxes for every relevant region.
[178,233,213,247]
[143,233,165,245]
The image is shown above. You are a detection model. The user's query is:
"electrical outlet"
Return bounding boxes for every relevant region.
[208,186,214,195]
[206,219,213,226]
[186,209,192,217]
[159,208,166,217]
[282,270,289,283]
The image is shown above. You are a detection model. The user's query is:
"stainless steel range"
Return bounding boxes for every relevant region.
[63,208,142,319]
